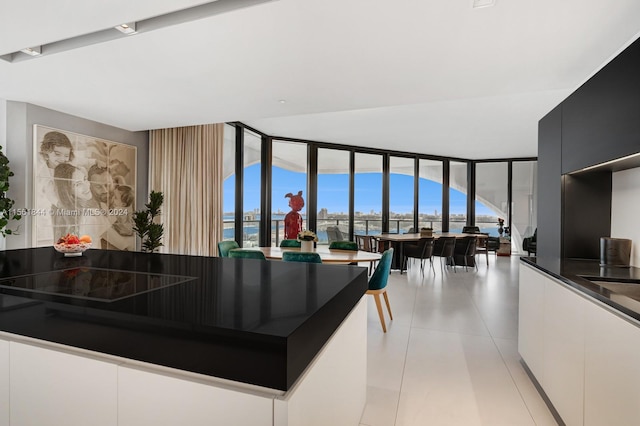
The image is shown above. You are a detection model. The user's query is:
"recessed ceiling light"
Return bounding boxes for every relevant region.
[279,99,286,104]
[20,46,41,56]
[114,23,137,35]
[473,0,496,8]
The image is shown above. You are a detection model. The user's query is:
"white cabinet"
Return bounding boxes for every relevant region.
[118,366,273,426]
[542,279,585,426]
[10,342,118,426]
[519,262,640,426]
[0,338,9,426]
[584,299,640,425]
[518,265,545,381]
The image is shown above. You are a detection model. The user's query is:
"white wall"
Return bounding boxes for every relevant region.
[611,167,640,267]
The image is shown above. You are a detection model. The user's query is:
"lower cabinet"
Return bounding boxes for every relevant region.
[583,299,640,425]
[541,278,585,426]
[519,263,640,426]
[9,341,118,426]
[0,339,8,426]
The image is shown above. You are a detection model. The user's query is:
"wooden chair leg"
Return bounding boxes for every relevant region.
[372,293,387,332]
[382,290,393,320]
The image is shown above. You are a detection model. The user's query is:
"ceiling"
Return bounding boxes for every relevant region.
[1,0,640,159]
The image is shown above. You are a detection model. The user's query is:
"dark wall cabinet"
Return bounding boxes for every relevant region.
[538,35,640,259]
[561,40,640,174]
[538,105,563,260]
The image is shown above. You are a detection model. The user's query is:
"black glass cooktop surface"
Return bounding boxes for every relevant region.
[0,267,196,302]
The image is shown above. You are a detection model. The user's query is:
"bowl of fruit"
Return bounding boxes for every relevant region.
[54,234,93,257]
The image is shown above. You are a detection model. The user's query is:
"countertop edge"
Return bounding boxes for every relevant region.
[520,257,640,325]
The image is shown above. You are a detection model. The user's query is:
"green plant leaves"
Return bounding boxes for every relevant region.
[133,190,164,252]
[0,145,20,237]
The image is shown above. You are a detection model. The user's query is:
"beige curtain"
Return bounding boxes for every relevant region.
[149,124,224,256]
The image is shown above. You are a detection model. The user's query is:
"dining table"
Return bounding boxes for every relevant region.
[257,246,381,265]
[376,232,488,272]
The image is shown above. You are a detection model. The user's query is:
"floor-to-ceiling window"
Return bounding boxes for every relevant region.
[475,162,508,236]
[449,161,468,232]
[317,148,350,244]
[418,159,443,232]
[272,141,308,246]
[512,161,537,253]
[354,153,383,236]
[222,124,236,241]
[242,129,261,247]
[389,156,415,233]
[223,123,537,250]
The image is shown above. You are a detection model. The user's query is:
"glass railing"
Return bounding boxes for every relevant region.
[224,218,528,253]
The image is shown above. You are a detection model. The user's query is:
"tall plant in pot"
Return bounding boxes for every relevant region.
[133,191,164,253]
[0,146,21,237]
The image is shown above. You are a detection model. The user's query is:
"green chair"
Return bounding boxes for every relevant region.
[218,240,239,257]
[228,249,266,260]
[367,248,394,333]
[282,251,322,264]
[329,241,358,251]
[280,239,301,248]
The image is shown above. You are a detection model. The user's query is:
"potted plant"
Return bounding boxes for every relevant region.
[133,190,164,253]
[0,145,21,237]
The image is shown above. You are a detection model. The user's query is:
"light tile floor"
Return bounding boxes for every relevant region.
[360,255,558,426]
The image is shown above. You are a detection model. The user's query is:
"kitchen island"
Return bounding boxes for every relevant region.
[0,247,369,426]
[519,257,640,425]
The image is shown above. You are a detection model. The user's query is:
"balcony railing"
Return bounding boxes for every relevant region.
[224,218,526,253]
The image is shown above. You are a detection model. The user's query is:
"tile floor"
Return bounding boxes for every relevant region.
[360,254,558,426]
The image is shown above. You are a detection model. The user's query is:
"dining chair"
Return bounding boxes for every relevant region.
[402,237,435,275]
[329,241,358,251]
[282,251,322,263]
[280,239,301,248]
[355,235,379,275]
[325,226,345,244]
[367,248,394,333]
[462,226,480,234]
[217,240,240,257]
[475,234,490,266]
[432,236,456,272]
[228,249,266,260]
[453,236,477,271]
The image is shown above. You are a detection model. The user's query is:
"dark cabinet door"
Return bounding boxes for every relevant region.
[561,39,640,174]
[537,105,563,259]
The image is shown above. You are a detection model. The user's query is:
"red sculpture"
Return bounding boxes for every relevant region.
[284,191,304,240]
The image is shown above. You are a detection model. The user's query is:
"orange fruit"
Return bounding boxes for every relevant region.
[79,235,92,243]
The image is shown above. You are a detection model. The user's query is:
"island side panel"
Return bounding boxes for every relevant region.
[275,296,368,426]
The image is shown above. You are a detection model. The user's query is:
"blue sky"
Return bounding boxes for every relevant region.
[224,165,496,216]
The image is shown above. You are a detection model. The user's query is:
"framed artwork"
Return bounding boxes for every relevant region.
[32,125,137,250]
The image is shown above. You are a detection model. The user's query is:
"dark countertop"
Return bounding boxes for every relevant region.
[521,256,640,323]
[0,248,368,391]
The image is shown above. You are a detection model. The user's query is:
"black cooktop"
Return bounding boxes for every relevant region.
[0,268,195,303]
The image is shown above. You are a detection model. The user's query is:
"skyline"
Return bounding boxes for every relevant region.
[224,165,500,217]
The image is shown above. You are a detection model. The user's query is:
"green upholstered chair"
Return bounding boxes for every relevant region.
[329,241,358,251]
[282,251,322,264]
[280,239,301,248]
[228,249,266,260]
[218,240,239,257]
[367,248,394,333]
